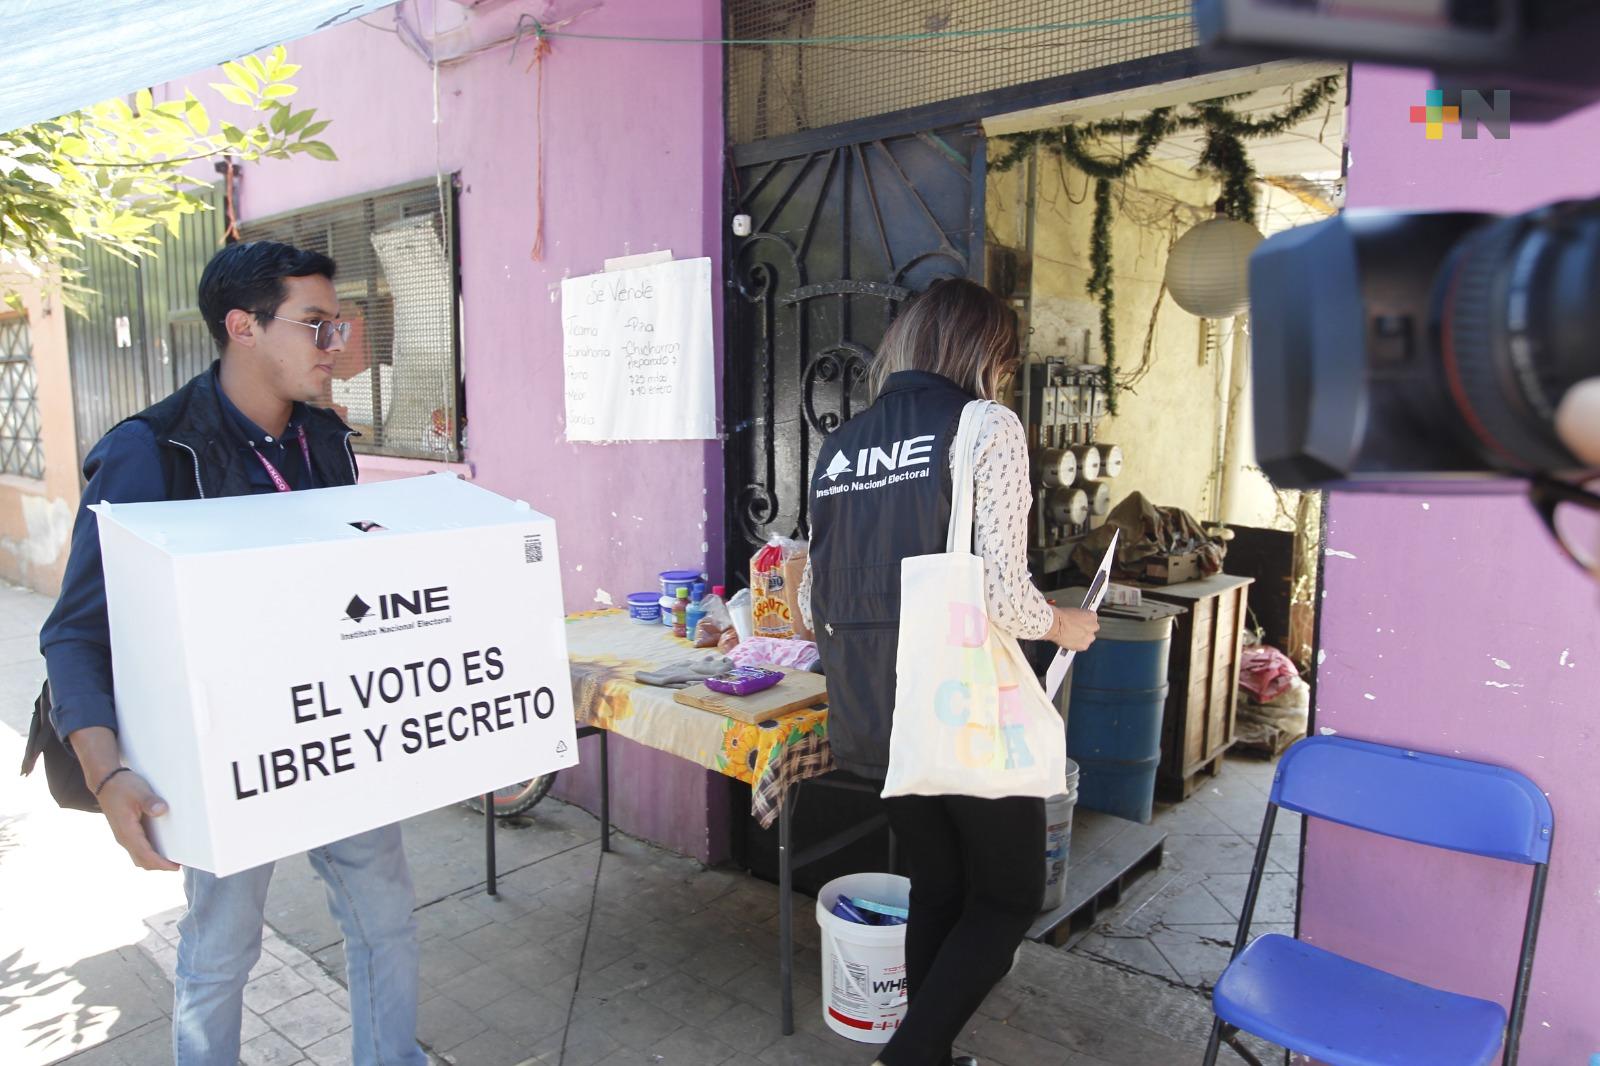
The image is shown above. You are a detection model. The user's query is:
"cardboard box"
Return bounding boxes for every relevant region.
[1142,549,1204,585]
[94,475,578,875]
[1103,583,1143,608]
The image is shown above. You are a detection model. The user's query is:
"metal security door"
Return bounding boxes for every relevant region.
[724,123,985,583]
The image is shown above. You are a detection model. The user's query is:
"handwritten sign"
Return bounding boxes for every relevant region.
[561,256,716,441]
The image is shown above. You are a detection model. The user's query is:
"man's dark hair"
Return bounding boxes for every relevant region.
[197,241,337,351]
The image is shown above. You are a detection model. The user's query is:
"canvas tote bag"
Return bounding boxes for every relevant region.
[881,399,1069,800]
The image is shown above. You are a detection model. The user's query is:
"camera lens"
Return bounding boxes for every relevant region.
[1437,200,1600,473]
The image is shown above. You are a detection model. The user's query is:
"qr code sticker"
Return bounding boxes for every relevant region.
[524,535,543,564]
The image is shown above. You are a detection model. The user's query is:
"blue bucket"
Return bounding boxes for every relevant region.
[1065,614,1173,823]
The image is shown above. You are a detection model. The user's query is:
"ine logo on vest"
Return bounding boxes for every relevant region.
[816,435,936,497]
[341,586,455,640]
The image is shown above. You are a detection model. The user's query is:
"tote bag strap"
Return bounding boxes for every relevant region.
[945,399,992,554]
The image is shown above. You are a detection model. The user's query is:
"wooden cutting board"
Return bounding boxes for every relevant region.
[674,669,828,724]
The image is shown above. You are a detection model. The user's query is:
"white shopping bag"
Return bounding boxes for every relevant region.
[882,400,1069,800]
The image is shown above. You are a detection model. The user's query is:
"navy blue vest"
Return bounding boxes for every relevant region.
[808,371,973,778]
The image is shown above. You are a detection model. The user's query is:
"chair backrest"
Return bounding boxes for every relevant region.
[1272,736,1553,865]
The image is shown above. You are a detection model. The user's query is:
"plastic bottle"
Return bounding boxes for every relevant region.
[672,587,689,639]
[686,582,708,636]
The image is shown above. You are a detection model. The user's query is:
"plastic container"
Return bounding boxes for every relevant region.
[686,581,708,635]
[816,873,910,1043]
[1040,759,1081,913]
[626,591,662,624]
[659,569,702,598]
[1067,614,1173,824]
[728,588,754,643]
[658,594,676,626]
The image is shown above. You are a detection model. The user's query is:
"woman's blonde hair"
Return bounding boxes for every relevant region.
[865,277,1020,402]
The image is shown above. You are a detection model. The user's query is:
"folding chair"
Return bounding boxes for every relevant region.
[1202,735,1553,1066]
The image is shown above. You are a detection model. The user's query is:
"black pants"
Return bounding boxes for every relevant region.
[878,794,1046,1066]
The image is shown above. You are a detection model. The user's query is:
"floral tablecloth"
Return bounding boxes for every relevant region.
[564,610,832,826]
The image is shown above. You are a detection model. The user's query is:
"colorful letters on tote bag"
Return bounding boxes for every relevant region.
[882,401,1069,800]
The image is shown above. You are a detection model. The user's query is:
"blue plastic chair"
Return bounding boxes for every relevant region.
[1202,736,1553,1066]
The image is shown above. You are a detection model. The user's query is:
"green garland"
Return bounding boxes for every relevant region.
[993,75,1341,413]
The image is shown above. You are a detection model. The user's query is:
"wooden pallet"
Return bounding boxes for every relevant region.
[1157,749,1229,803]
[1028,810,1168,948]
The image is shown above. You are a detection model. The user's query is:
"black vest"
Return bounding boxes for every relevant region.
[122,363,359,500]
[809,371,973,778]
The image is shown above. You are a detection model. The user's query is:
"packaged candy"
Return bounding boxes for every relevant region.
[704,666,784,696]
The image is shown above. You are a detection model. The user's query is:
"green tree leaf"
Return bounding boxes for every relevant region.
[185,98,211,136]
[212,83,254,108]
[222,62,258,95]
[2,47,336,309]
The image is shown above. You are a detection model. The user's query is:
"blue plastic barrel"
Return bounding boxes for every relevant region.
[1064,613,1173,823]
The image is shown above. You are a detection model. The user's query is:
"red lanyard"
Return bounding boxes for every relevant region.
[251,432,314,493]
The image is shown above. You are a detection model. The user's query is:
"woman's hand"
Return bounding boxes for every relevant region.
[1047,605,1099,652]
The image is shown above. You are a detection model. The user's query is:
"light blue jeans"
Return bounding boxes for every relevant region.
[172,824,426,1065]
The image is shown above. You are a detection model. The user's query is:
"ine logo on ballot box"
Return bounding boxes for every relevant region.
[92,474,578,876]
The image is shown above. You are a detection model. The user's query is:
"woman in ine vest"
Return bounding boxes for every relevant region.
[802,277,1099,1066]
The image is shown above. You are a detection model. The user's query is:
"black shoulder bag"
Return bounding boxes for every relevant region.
[20,679,99,812]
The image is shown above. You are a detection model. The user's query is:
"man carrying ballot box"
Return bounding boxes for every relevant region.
[40,242,428,1066]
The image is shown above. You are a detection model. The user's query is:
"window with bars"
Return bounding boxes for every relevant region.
[240,179,462,461]
[0,316,44,479]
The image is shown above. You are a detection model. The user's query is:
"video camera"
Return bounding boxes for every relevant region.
[1193,0,1600,488]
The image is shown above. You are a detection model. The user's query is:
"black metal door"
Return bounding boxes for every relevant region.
[724,124,986,583]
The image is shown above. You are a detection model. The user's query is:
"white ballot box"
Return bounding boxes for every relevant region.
[94,474,578,875]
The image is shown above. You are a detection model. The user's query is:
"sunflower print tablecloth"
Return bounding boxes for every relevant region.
[564,610,833,826]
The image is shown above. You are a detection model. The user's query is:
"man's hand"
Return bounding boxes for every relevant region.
[1048,605,1100,652]
[97,771,179,871]
[69,726,179,872]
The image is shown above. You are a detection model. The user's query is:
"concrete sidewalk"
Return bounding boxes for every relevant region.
[4,579,1269,1065]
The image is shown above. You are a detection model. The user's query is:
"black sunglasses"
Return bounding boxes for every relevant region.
[1529,474,1600,571]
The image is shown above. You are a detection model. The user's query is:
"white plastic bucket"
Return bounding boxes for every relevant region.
[1041,759,1081,913]
[815,872,910,1043]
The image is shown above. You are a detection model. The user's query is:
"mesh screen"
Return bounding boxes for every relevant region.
[241,179,461,461]
[727,0,1196,143]
[0,316,43,479]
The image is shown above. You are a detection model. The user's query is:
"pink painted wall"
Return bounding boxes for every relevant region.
[1305,65,1600,1060]
[185,1,731,861]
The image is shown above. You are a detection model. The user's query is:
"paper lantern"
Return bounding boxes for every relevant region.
[1164,217,1264,318]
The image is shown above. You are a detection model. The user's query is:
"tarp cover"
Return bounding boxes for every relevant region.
[2,0,395,131]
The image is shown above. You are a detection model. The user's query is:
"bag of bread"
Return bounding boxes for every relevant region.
[750,535,805,639]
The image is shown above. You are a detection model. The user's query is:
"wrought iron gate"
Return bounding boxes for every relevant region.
[724,124,986,582]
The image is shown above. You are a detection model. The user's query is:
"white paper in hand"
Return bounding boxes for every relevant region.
[1044,530,1119,703]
